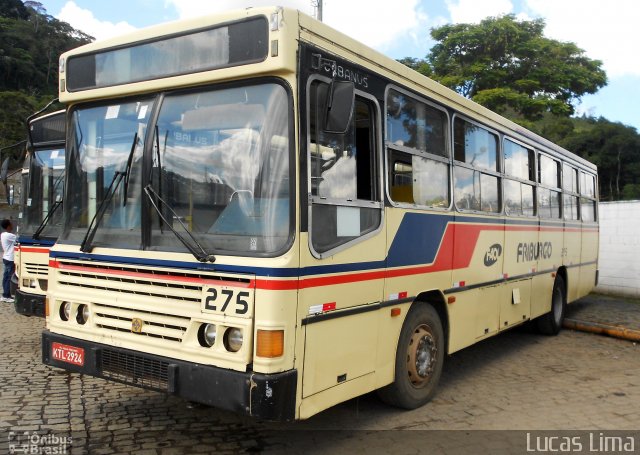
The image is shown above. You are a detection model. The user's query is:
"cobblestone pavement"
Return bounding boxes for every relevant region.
[0,297,639,454]
[566,293,640,332]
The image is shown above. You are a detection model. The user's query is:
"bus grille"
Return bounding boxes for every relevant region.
[55,260,250,308]
[93,302,189,343]
[100,348,170,391]
[25,263,48,277]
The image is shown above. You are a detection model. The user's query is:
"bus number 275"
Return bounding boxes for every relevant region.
[204,288,250,315]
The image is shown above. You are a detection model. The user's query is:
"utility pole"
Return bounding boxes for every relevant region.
[311,0,323,21]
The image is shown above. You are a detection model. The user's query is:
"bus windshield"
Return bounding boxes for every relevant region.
[61,82,291,256]
[21,148,65,238]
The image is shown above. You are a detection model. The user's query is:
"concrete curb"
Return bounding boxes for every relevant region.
[563,318,640,342]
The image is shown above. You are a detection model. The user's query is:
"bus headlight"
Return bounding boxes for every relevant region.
[60,301,71,321]
[224,328,243,352]
[76,304,89,325]
[198,323,217,347]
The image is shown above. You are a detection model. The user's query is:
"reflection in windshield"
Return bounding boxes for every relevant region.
[61,100,152,247]
[150,83,290,255]
[21,148,65,238]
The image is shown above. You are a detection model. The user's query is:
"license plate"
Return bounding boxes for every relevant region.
[51,342,85,366]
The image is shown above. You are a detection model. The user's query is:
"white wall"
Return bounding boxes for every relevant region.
[596,200,640,297]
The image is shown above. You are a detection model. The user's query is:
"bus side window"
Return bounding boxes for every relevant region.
[538,154,561,219]
[562,163,579,220]
[385,89,450,208]
[503,139,535,217]
[579,171,597,222]
[453,117,500,213]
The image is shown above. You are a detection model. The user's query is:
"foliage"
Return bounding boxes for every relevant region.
[0,1,92,165]
[396,57,432,77]
[415,15,606,121]
[0,0,29,19]
[555,117,640,202]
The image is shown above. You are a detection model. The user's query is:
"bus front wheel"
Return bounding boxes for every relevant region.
[537,275,566,335]
[378,304,444,409]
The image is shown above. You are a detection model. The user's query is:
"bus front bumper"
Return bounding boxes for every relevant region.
[42,331,297,421]
[15,290,46,317]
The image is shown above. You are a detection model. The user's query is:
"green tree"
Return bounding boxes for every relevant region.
[0,1,92,165]
[424,15,607,120]
[0,0,29,19]
[559,118,640,201]
[396,57,432,77]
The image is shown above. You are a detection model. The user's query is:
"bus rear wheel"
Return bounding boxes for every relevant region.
[537,275,566,335]
[378,304,444,409]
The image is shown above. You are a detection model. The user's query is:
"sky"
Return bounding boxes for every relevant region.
[37,0,639,131]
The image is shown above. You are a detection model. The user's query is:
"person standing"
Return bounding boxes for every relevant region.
[1,219,16,303]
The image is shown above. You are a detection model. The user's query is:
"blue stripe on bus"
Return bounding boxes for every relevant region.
[50,212,594,277]
[18,236,56,246]
[387,213,450,268]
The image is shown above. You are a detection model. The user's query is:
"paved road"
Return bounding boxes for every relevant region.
[0,298,639,454]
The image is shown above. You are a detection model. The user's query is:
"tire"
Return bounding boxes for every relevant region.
[378,304,445,409]
[537,275,566,336]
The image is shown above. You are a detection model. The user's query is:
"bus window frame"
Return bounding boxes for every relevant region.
[536,151,562,220]
[451,113,502,216]
[578,170,598,223]
[501,135,537,219]
[561,161,581,221]
[383,84,453,212]
[306,74,384,259]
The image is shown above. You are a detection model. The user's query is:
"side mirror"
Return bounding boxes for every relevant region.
[324,81,354,134]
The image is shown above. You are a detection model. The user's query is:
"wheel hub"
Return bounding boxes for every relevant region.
[407,324,437,388]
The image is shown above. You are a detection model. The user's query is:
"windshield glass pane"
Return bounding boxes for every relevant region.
[22,148,65,238]
[61,99,152,247]
[149,83,291,255]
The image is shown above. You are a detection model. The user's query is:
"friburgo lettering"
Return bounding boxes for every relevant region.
[517,242,552,262]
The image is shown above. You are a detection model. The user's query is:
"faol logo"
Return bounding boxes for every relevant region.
[484,243,502,266]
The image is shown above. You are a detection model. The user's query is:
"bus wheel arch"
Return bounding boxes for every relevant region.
[378,295,446,409]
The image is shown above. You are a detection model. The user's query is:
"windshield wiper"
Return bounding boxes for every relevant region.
[32,197,63,240]
[143,184,216,263]
[80,133,138,252]
[152,125,164,232]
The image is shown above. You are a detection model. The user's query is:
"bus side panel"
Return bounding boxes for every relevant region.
[298,233,385,398]
[445,291,478,353]
[564,224,582,303]
[578,226,599,298]
[451,217,504,340]
[531,222,564,319]
[302,312,378,397]
[501,223,535,328]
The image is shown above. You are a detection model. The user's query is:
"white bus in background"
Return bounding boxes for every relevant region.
[15,109,65,317]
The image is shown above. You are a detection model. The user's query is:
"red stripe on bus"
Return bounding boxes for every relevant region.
[18,247,50,253]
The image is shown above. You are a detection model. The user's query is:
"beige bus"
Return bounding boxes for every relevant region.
[42,7,598,420]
